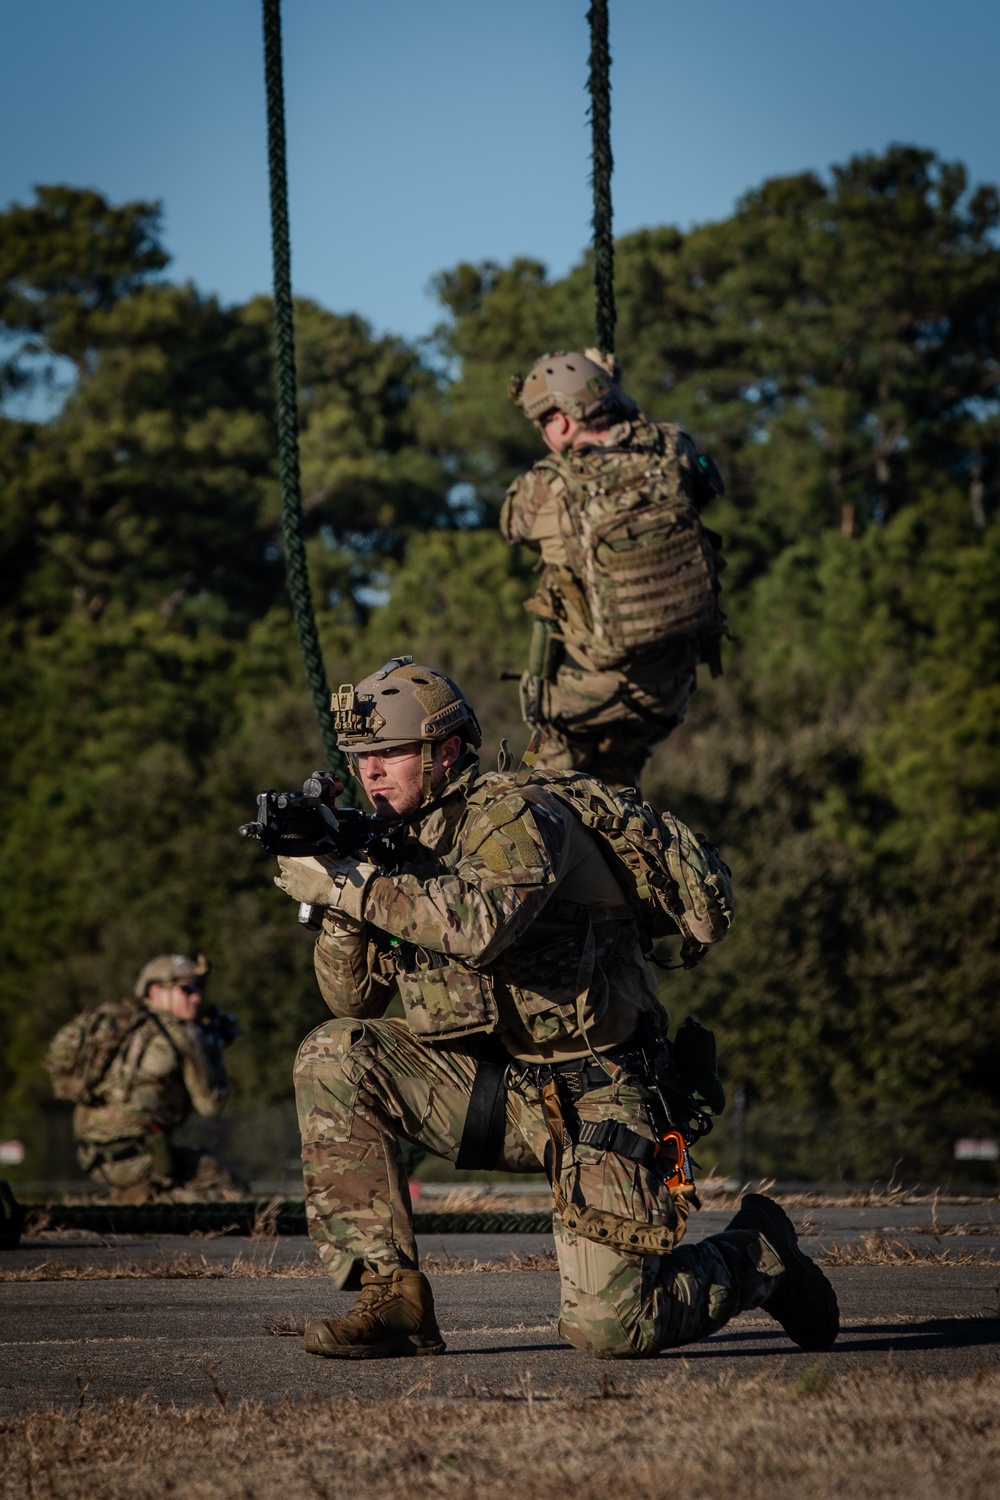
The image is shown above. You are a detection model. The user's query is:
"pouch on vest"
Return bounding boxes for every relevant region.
[393,949,499,1039]
[526,617,565,682]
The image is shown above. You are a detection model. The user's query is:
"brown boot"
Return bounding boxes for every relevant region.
[304,1268,446,1359]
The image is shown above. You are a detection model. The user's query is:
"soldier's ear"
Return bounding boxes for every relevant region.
[437,735,464,771]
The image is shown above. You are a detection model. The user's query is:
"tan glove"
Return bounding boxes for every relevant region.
[274,855,375,922]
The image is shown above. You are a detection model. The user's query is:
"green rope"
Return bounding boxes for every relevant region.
[34,1201,555,1237]
[587,0,615,355]
[261,0,347,777]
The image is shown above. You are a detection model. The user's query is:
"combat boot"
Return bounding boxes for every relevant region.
[304,1268,446,1359]
[726,1193,839,1350]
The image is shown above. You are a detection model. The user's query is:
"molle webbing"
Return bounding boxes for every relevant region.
[537,431,725,668]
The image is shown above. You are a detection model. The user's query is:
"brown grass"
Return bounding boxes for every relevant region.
[422,1249,558,1274]
[0,1250,313,1282]
[8,1231,1000,1281]
[818,1232,997,1267]
[3,1370,999,1499]
[0,1248,561,1283]
[418,1186,552,1212]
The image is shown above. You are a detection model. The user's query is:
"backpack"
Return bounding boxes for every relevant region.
[538,423,725,672]
[523,771,734,966]
[44,1000,150,1105]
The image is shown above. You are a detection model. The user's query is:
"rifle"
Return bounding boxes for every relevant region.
[239,771,408,927]
[197,1004,243,1049]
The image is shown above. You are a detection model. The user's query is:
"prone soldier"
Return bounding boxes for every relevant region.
[45,954,249,1203]
[271,656,837,1360]
[502,350,726,791]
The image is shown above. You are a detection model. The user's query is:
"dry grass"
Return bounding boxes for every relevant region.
[419,1185,552,1212]
[3,1370,999,1499]
[8,1229,1000,1280]
[422,1178,999,1213]
[818,1232,997,1267]
[0,1250,314,1282]
[422,1249,558,1274]
[0,1248,560,1283]
[766,1182,999,1210]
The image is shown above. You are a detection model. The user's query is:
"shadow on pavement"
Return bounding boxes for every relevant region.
[676,1315,1000,1359]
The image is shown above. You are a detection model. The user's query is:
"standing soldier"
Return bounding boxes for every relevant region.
[273,656,837,1360]
[45,954,249,1203]
[502,350,726,791]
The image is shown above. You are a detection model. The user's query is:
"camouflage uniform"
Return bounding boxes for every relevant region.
[501,414,710,791]
[292,756,783,1358]
[72,1007,248,1204]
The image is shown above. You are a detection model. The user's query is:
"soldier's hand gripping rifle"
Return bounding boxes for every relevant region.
[239,771,408,926]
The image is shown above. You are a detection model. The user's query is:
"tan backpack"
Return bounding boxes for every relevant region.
[44,1000,149,1105]
[538,423,725,672]
[521,771,734,966]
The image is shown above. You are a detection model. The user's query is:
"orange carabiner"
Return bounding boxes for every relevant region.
[654,1129,691,1189]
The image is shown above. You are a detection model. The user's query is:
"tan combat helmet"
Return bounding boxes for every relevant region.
[331,656,482,805]
[133,952,210,1000]
[508,347,638,425]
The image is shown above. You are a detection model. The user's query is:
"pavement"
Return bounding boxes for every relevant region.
[1,1199,998,1411]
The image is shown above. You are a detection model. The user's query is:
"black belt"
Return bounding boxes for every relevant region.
[457,1034,662,1174]
[508,1038,649,1100]
[512,1038,681,1174]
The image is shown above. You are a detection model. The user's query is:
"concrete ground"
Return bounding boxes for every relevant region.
[1,1200,997,1411]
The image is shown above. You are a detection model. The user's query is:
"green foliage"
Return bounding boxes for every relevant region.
[2,149,998,1185]
[0,184,168,385]
[432,148,1000,569]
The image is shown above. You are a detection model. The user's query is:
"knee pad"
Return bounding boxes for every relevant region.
[558,1313,650,1361]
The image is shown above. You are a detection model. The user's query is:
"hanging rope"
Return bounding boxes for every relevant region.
[587,0,615,354]
[261,0,346,776]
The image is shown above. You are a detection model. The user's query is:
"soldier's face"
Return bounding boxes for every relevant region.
[356,737,461,818]
[148,980,202,1022]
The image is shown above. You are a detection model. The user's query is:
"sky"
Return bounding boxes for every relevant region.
[2,0,1000,349]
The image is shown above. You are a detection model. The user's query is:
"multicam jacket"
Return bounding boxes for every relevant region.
[313,759,665,1061]
[500,414,720,674]
[72,1007,228,1147]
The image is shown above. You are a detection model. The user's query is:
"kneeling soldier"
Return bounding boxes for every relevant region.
[45,954,249,1203]
[276,657,837,1359]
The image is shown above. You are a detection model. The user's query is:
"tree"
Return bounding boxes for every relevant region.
[0,184,168,394]
[431,147,1000,571]
[2,153,998,1186]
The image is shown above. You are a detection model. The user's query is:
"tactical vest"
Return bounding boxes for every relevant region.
[537,424,725,671]
[385,907,638,1047]
[380,777,642,1047]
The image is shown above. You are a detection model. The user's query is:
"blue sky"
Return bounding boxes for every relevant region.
[3,0,999,345]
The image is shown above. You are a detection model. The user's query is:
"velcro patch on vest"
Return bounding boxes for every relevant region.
[465,799,546,874]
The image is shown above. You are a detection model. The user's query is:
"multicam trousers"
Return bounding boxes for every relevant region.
[528,659,696,792]
[294,1017,779,1359]
[78,1140,250,1204]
